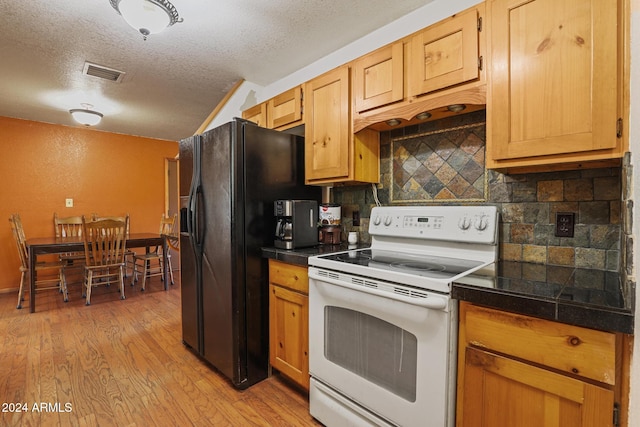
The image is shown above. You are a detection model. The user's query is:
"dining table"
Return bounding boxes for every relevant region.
[25,233,170,313]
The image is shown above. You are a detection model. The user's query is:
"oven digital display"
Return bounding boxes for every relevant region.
[403,215,443,229]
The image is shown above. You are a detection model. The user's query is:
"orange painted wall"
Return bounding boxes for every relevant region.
[0,116,179,292]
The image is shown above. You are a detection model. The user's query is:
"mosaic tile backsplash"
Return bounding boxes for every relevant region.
[390,123,487,202]
[334,110,623,273]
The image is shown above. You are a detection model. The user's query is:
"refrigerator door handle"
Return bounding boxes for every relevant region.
[194,186,204,246]
[187,134,203,252]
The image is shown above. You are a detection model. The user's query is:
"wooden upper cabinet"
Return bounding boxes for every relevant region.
[351,4,486,132]
[487,0,623,171]
[241,103,267,128]
[304,66,379,185]
[408,7,481,98]
[353,42,404,113]
[304,66,351,183]
[267,86,303,129]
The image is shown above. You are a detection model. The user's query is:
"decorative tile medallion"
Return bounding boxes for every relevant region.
[390,122,487,203]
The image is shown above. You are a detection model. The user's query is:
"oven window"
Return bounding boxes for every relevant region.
[324,306,417,402]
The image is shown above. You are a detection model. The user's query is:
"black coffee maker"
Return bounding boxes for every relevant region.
[274,200,319,249]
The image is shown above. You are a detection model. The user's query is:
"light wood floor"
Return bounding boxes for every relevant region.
[0,274,321,426]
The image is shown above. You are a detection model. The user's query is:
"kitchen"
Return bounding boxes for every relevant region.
[1,0,640,426]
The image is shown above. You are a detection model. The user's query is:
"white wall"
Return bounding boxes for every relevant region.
[207,0,481,130]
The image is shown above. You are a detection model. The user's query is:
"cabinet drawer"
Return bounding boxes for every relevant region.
[462,304,616,385]
[269,259,309,294]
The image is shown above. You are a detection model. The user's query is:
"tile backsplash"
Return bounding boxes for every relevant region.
[334,110,625,273]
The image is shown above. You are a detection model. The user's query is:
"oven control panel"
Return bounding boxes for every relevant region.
[369,205,498,244]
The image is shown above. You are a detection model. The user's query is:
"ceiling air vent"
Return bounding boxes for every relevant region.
[83,61,126,83]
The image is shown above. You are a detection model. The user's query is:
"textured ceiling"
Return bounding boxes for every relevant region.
[0,0,434,141]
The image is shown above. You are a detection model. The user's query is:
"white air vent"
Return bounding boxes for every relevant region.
[83,61,125,83]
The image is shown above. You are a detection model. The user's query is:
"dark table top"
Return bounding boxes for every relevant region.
[262,246,634,334]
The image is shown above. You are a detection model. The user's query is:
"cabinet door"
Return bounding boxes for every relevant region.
[304,66,351,183]
[269,284,309,390]
[461,347,614,427]
[353,42,404,113]
[489,0,619,161]
[242,103,267,128]
[409,7,480,97]
[267,86,303,129]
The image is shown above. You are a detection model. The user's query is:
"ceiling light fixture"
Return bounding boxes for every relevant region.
[109,0,183,40]
[386,119,401,127]
[70,104,103,126]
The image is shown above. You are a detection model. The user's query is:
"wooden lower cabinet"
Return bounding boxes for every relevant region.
[457,302,619,427]
[461,347,613,427]
[268,259,309,390]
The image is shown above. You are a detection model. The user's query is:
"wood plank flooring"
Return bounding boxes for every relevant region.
[0,275,322,426]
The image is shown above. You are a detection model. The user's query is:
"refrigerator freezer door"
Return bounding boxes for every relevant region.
[179,135,201,352]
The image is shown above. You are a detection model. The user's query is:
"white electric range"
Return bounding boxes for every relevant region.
[307,205,499,427]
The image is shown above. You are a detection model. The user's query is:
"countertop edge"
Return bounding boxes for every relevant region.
[453,283,634,335]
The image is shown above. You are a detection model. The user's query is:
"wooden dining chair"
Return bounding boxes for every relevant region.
[91,213,135,277]
[81,215,128,305]
[54,213,85,258]
[10,214,68,309]
[132,213,177,291]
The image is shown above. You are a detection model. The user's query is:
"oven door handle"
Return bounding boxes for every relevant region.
[309,271,448,310]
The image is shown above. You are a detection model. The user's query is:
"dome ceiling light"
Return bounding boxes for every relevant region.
[109,0,183,40]
[70,104,103,126]
[385,119,401,127]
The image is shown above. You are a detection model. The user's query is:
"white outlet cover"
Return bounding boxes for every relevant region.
[65,198,73,207]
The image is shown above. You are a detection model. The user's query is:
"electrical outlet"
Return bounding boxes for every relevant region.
[555,212,575,237]
[65,198,73,208]
[353,211,360,227]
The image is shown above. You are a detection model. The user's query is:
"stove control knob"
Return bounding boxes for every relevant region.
[458,217,471,230]
[474,216,488,231]
[383,216,393,226]
[373,215,381,226]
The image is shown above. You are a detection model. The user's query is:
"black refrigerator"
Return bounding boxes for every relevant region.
[179,118,320,389]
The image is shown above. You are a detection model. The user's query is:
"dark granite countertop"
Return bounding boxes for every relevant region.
[262,243,369,267]
[453,261,634,334]
[262,246,634,334]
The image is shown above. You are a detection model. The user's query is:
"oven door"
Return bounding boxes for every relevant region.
[308,267,457,427]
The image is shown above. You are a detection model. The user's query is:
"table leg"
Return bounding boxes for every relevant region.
[29,247,37,313]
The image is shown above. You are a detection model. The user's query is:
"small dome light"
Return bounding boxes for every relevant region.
[447,104,466,113]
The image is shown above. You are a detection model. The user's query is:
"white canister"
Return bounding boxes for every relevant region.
[319,204,341,225]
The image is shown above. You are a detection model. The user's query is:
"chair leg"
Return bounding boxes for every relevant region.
[141,259,148,291]
[61,269,69,303]
[16,271,26,309]
[119,267,126,300]
[85,270,93,305]
[168,258,174,285]
[131,259,138,286]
